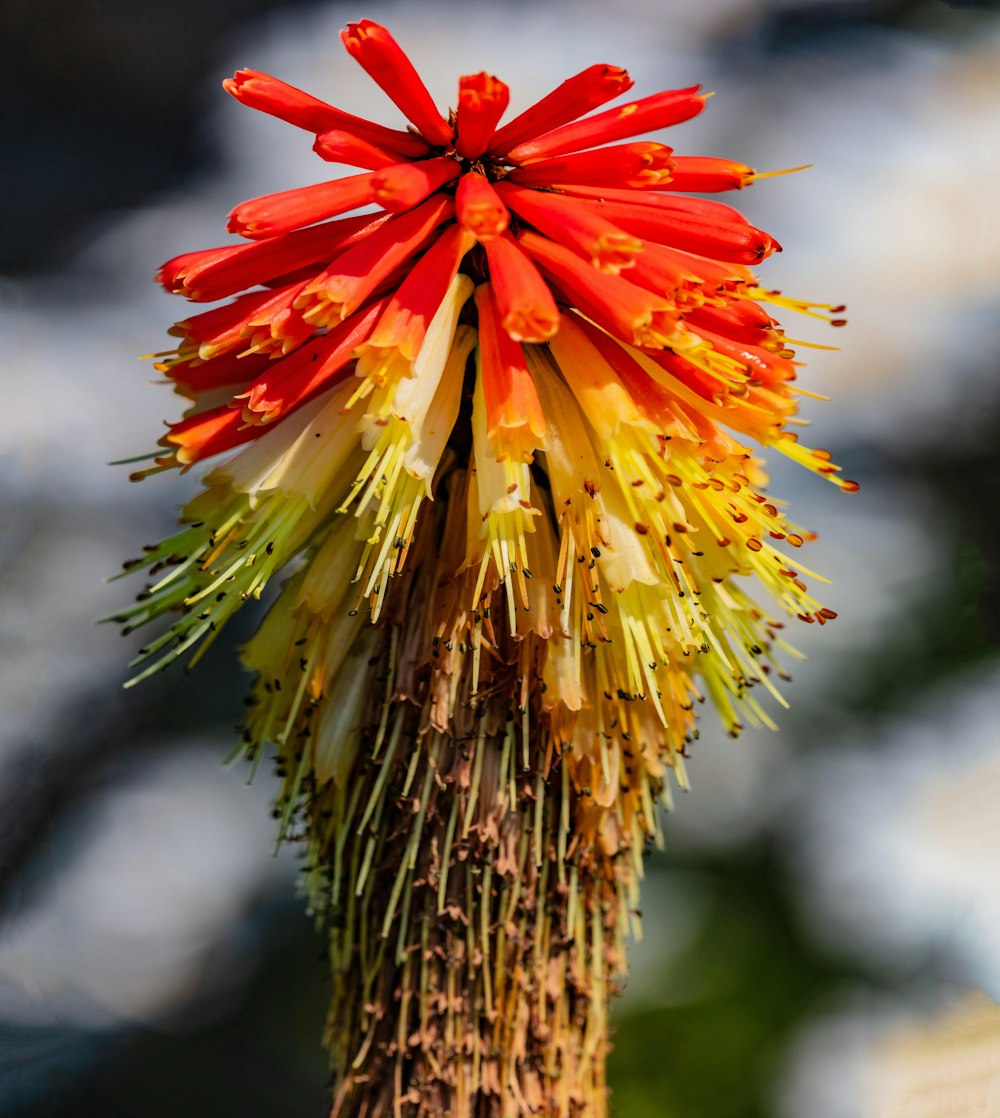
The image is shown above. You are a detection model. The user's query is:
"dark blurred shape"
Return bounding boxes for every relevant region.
[0,0,327,277]
[0,903,329,1118]
[909,411,1000,646]
[761,0,995,49]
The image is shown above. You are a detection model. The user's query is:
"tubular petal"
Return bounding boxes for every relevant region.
[662,155,754,193]
[481,232,560,343]
[571,314,690,427]
[369,156,461,212]
[625,240,755,296]
[488,64,634,156]
[300,194,454,319]
[354,225,475,385]
[518,230,681,348]
[243,285,313,356]
[497,182,642,273]
[157,214,382,302]
[505,85,707,163]
[223,68,429,157]
[236,298,388,424]
[688,327,796,388]
[545,314,651,440]
[640,346,735,403]
[163,351,274,397]
[475,284,546,458]
[313,129,403,169]
[683,301,777,346]
[340,20,452,145]
[456,172,510,240]
[161,403,259,468]
[228,172,386,239]
[550,183,752,226]
[171,285,303,362]
[454,72,511,159]
[554,195,779,264]
[506,142,674,190]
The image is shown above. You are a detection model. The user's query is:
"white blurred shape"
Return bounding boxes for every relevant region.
[780,988,1000,1118]
[785,661,1000,997]
[0,746,288,1028]
[867,989,1000,1118]
[740,31,1000,444]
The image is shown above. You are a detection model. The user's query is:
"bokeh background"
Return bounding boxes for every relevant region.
[3,0,1000,1114]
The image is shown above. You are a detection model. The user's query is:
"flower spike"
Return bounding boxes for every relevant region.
[119,24,853,1118]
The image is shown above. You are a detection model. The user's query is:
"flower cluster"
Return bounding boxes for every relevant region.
[116,20,851,1117]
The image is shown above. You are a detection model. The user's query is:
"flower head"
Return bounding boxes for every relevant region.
[117,21,853,1117]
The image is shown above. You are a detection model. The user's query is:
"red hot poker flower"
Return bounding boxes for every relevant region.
[120,20,855,1118]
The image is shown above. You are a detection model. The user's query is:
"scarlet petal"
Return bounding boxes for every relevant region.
[688,327,795,387]
[456,173,510,241]
[518,230,679,349]
[245,285,313,356]
[475,284,546,453]
[482,233,560,343]
[369,157,461,212]
[664,156,754,193]
[642,348,726,403]
[237,299,387,423]
[157,245,243,298]
[228,172,384,239]
[223,69,429,158]
[488,64,634,157]
[550,195,779,264]
[302,195,454,319]
[550,183,751,227]
[505,86,707,163]
[360,225,475,363]
[157,214,383,302]
[163,351,274,396]
[683,302,776,346]
[506,142,673,190]
[497,182,641,273]
[454,73,511,159]
[340,20,452,146]
[162,404,257,468]
[626,241,754,297]
[173,285,302,360]
[313,129,403,169]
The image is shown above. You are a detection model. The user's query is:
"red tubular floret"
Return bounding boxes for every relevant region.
[504,86,707,163]
[223,68,429,157]
[455,73,511,159]
[340,20,453,145]
[488,64,633,156]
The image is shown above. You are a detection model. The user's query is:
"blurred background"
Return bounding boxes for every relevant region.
[3,0,1000,1114]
